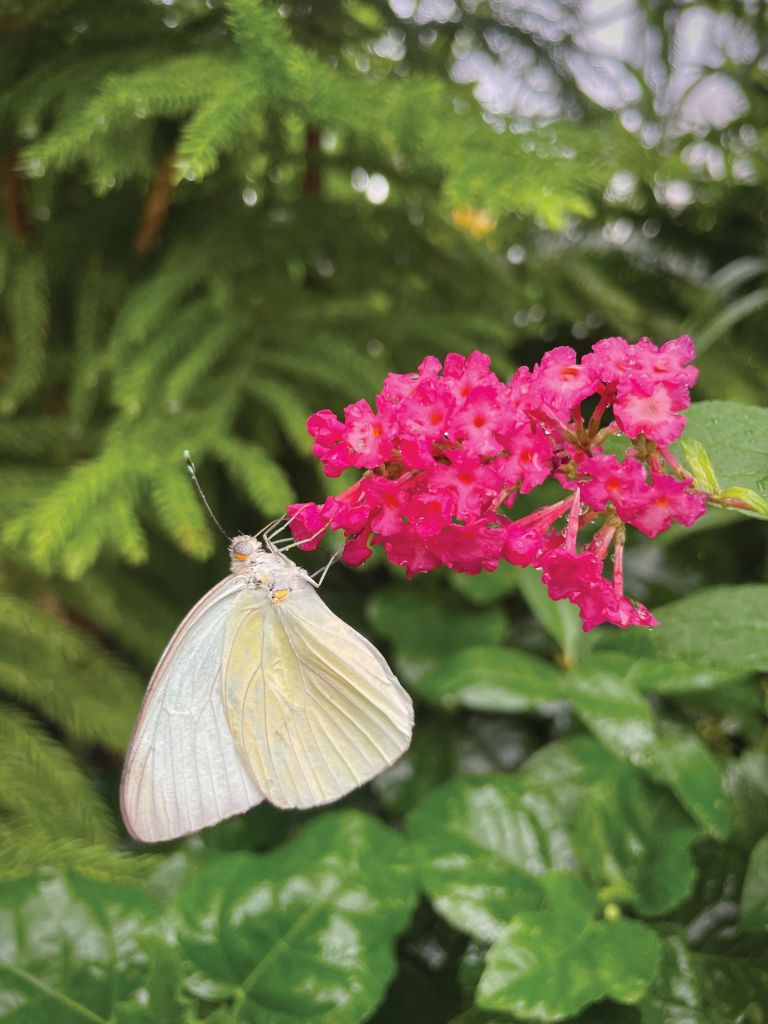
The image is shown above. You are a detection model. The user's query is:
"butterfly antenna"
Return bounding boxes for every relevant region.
[184,450,230,541]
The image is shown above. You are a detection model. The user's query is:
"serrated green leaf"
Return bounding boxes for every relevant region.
[477,873,661,1022]
[651,585,768,671]
[572,768,700,914]
[563,656,731,838]
[565,656,657,765]
[645,729,732,839]
[406,775,574,943]
[113,939,188,1024]
[0,871,161,1023]
[416,646,564,713]
[175,811,418,1023]
[519,737,700,915]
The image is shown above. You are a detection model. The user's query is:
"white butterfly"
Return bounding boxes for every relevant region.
[120,533,414,842]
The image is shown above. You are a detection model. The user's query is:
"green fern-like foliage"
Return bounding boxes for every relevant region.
[1,0,765,891]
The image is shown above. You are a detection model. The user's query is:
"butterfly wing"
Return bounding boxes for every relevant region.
[223,575,413,809]
[120,576,265,842]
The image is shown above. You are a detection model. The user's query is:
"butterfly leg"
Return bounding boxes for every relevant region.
[308,548,342,588]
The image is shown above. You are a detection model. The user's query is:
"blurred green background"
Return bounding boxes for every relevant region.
[1,1,768,1022]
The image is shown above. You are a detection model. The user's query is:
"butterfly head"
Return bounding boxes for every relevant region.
[229,535,265,574]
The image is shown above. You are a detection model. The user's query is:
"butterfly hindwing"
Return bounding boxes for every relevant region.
[120,577,265,842]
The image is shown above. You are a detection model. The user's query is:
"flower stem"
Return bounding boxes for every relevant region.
[564,487,581,553]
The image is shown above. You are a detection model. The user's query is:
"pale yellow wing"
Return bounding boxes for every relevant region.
[223,578,414,809]
[120,576,265,842]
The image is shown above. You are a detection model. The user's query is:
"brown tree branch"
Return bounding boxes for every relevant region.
[1,152,30,242]
[132,149,176,256]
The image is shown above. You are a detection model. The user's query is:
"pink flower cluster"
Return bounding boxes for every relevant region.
[288,337,709,630]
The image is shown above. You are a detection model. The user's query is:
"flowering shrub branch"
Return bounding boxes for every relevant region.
[287,338,727,631]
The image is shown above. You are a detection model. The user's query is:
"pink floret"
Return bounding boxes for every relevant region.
[621,473,708,538]
[578,453,648,512]
[448,385,507,456]
[614,378,690,445]
[286,501,329,550]
[344,399,392,468]
[529,346,600,415]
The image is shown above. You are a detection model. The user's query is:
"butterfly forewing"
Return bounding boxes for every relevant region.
[120,576,264,842]
[222,572,414,809]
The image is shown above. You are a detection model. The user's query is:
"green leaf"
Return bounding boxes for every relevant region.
[721,486,768,519]
[477,874,661,1022]
[740,833,768,932]
[644,729,732,840]
[0,871,160,1024]
[515,566,585,668]
[651,585,768,671]
[677,400,768,500]
[625,658,745,696]
[114,939,188,1024]
[366,584,506,683]
[519,737,700,915]
[175,811,418,1023]
[571,766,700,915]
[416,646,564,713]
[565,656,657,765]
[639,931,768,1023]
[563,658,731,838]
[680,437,720,493]
[406,775,574,942]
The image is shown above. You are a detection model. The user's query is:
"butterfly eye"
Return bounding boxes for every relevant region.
[230,536,256,559]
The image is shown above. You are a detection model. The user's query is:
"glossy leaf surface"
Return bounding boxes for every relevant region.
[519,737,701,914]
[175,811,418,1023]
[416,646,563,713]
[0,871,160,1024]
[677,400,768,501]
[651,585,768,671]
[477,874,660,1021]
[639,931,768,1023]
[406,774,573,942]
